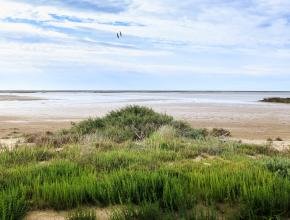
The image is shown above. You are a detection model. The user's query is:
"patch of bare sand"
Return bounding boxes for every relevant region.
[0,102,289,141]
[0,118,72,138]
[0,95,44,101]
[0,138,21,150]
[25,208,110,220]
[24,211,66,220]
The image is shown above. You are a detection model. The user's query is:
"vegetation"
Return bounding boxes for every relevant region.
[261,97,290,104]
[0,106,289,220]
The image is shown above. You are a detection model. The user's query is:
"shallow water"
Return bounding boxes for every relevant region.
[0,91,290,119]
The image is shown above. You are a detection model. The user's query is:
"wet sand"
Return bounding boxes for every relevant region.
[0,95,44,101]
[0,101,289,141]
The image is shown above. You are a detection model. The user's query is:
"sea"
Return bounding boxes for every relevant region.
[0,91,290,119]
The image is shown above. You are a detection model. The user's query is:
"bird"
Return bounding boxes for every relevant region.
[117,32,123,39]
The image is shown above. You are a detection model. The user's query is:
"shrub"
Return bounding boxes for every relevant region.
[25,132,80,148]
[171,121,208,139]
[210,128,231,137]
[70,106,174,142]
[263,157,290,179]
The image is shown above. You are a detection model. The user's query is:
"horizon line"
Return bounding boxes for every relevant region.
[0,90,290,93]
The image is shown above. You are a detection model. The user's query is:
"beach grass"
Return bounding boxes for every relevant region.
[0,106,289,219]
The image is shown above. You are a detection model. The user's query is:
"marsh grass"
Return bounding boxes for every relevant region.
[1,106,290,219]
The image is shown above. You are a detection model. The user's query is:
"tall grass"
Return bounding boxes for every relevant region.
[0,188,28,220]
[1,160,289,218]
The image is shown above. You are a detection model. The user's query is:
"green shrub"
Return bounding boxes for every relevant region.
[171,121,208,139]
[25,132,80,147]
[70,106,173,142]
[263,157,290,179]
[210,128,231,137]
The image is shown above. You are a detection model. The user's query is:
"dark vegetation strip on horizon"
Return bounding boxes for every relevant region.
[261,97,290,104]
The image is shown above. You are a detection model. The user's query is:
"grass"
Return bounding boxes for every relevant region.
[260,97,290,104]
[0,106,289,219]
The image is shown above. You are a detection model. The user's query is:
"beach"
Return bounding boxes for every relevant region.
[2,96,290,219]
[0,91,289,141]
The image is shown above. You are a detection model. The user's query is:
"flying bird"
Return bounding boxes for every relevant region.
[117,32,123,39]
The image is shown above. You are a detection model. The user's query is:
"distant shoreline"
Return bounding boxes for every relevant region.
[1,90,290,93]
[260,97,290,104]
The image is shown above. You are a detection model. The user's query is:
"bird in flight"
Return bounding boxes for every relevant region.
[117,32,122,39]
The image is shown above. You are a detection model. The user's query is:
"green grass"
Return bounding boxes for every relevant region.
[0,106,289,219]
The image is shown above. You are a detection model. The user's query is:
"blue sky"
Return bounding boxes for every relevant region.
[0,0,290,90]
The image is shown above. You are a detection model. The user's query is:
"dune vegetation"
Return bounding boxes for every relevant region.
[0,106,289,220]
[261,97,290,104]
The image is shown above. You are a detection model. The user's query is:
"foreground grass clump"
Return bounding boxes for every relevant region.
[261,97,290,104]
[1,106,290,219]
[0,188,27,220]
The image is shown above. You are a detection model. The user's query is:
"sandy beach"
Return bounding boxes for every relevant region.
[0,95,44,101]
[0,92,289,141]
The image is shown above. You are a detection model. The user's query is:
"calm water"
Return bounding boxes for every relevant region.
[0,91,290,119]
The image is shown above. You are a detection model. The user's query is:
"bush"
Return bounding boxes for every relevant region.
[264,157,290,179]
[71,106,173,142]
[210,128,231,137]
[171,121,208,139]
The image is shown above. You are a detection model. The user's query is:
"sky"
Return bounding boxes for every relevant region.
[0,0,290,90]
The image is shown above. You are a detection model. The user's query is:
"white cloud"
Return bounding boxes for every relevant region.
[0,0,290,79]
